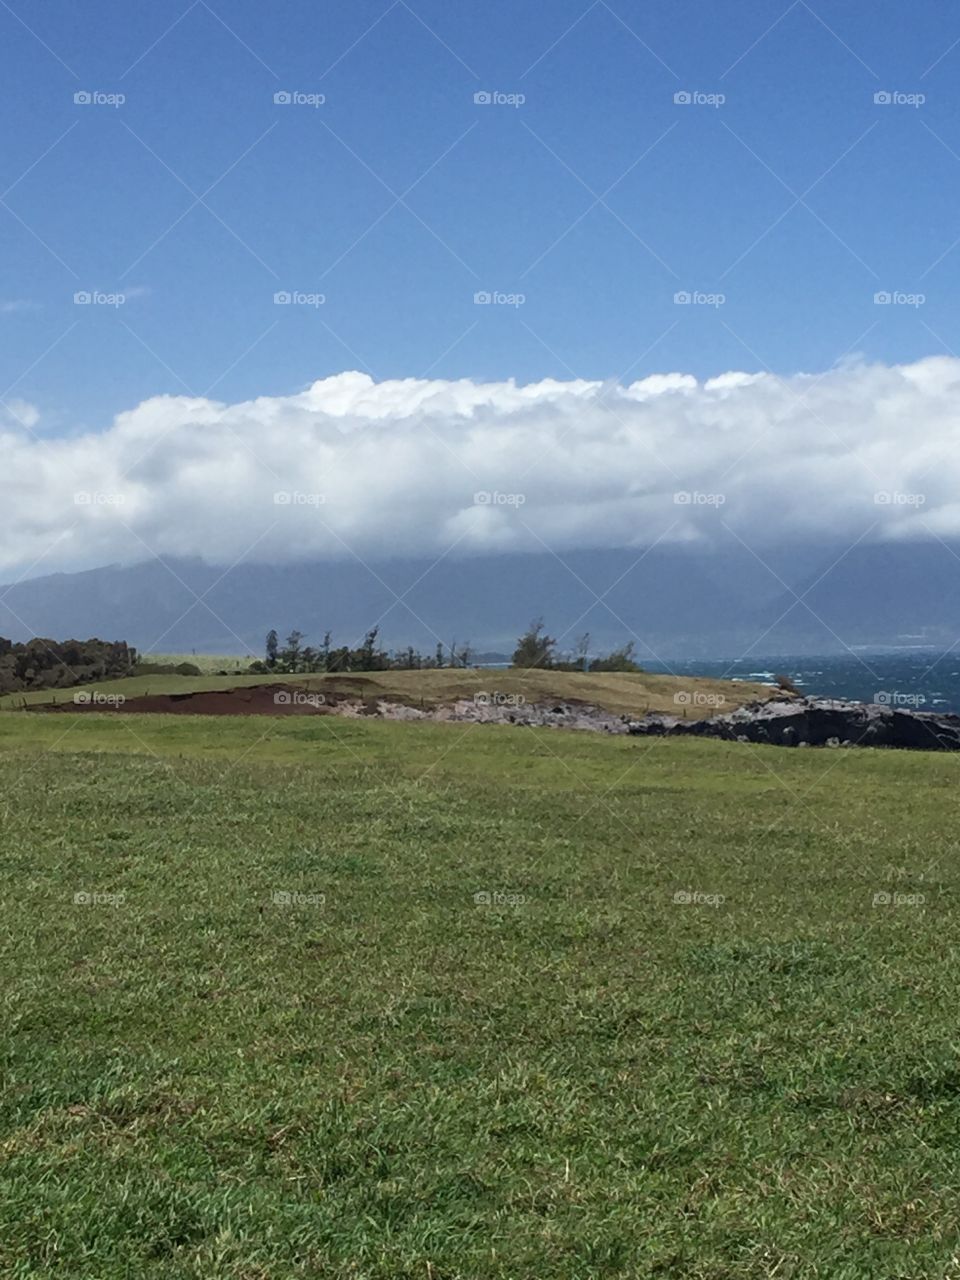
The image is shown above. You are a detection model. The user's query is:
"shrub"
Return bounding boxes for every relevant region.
[133,662,202,677]
[774,673,800,695]
[589,642,643,674]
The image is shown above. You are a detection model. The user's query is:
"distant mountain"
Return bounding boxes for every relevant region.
[752,539,960,653]
[2,538,957,660]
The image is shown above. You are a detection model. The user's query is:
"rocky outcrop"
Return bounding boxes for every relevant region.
[627,697,960,751]
[50,683,960,751]
[378,698,633,733]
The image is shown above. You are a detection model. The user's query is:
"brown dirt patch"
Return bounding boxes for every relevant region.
[45,685,351,717]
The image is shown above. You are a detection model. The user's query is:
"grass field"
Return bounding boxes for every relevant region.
[0,666,774,717]
[2,710,960,1278]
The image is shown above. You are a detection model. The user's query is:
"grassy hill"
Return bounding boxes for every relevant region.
[0,665,774,717]
[0,711,958,1277]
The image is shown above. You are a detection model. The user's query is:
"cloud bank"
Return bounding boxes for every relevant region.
[5,356,960,578]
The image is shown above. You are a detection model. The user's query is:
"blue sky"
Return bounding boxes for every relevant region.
[2,0,959,432]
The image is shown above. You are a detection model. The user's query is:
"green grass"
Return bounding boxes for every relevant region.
[2,712,960,1277]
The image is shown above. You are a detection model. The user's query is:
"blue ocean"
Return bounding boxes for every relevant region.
[644,650,960,715]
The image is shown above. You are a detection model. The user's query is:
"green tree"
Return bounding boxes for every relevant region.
[356,627,381,670]
[279,630,304,673]
[512,618,556,670]
[327,645,350,673]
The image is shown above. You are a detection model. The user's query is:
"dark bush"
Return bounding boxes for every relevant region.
[133,662,202,677]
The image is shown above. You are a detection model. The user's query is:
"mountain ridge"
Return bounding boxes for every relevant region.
[2,539,957,659]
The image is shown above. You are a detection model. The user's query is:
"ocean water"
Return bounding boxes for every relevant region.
[645,650,960,715]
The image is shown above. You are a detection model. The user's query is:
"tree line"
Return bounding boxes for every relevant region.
[251,621,642,675]
[249,627,473,674]
[0,637,137,695]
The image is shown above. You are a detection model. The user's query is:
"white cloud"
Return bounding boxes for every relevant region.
[0,300,40,314]
[3,400,40,430]
[3,357,960,576]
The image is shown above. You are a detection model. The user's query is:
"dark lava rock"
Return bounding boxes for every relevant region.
[627,697,960,752]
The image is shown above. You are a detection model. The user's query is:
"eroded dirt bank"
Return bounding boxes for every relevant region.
[41,685,960,750]
[41,683,637,731]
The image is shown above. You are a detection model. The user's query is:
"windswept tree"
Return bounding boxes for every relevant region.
[265,630,279,669]
[512,618,556,670]
[444,638,473,669]
[357,627,388,671]
[279,630,304,673]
